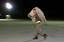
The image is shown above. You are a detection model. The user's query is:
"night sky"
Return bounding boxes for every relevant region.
[0,0,64,20]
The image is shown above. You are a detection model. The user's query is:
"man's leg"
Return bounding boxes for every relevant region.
[36,23,48,40]
[33,23,48,40]
[33,33,39,40]
[33,24,42,40]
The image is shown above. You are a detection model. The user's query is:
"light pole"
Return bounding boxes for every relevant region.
[5,2,13,19]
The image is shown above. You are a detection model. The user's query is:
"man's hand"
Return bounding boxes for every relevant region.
[28,14,32,19]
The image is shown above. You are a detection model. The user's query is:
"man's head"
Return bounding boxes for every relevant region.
[32,8,36,14]
[28,8,37,18]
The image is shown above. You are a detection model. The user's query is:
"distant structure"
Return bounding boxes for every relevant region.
[5,14,11,19]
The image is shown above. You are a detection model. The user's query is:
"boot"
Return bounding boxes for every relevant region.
[33,36,38,40]
[43,34,48,40]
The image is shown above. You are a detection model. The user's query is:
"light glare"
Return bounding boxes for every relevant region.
[5,2,13,9]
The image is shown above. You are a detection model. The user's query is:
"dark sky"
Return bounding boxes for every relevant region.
[0,0,64,20]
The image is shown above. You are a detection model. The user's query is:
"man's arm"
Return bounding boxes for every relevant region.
[27,14,32,19]
[42,15,47,24]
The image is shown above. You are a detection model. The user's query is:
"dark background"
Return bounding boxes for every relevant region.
[0,0,64,20]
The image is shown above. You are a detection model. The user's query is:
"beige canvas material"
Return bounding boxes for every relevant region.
[28,7,47,24]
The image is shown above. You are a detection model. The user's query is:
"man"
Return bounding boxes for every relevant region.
[28,7,47,40]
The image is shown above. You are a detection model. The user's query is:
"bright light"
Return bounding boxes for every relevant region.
[5,2,13,9]
[6,14,11,19]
